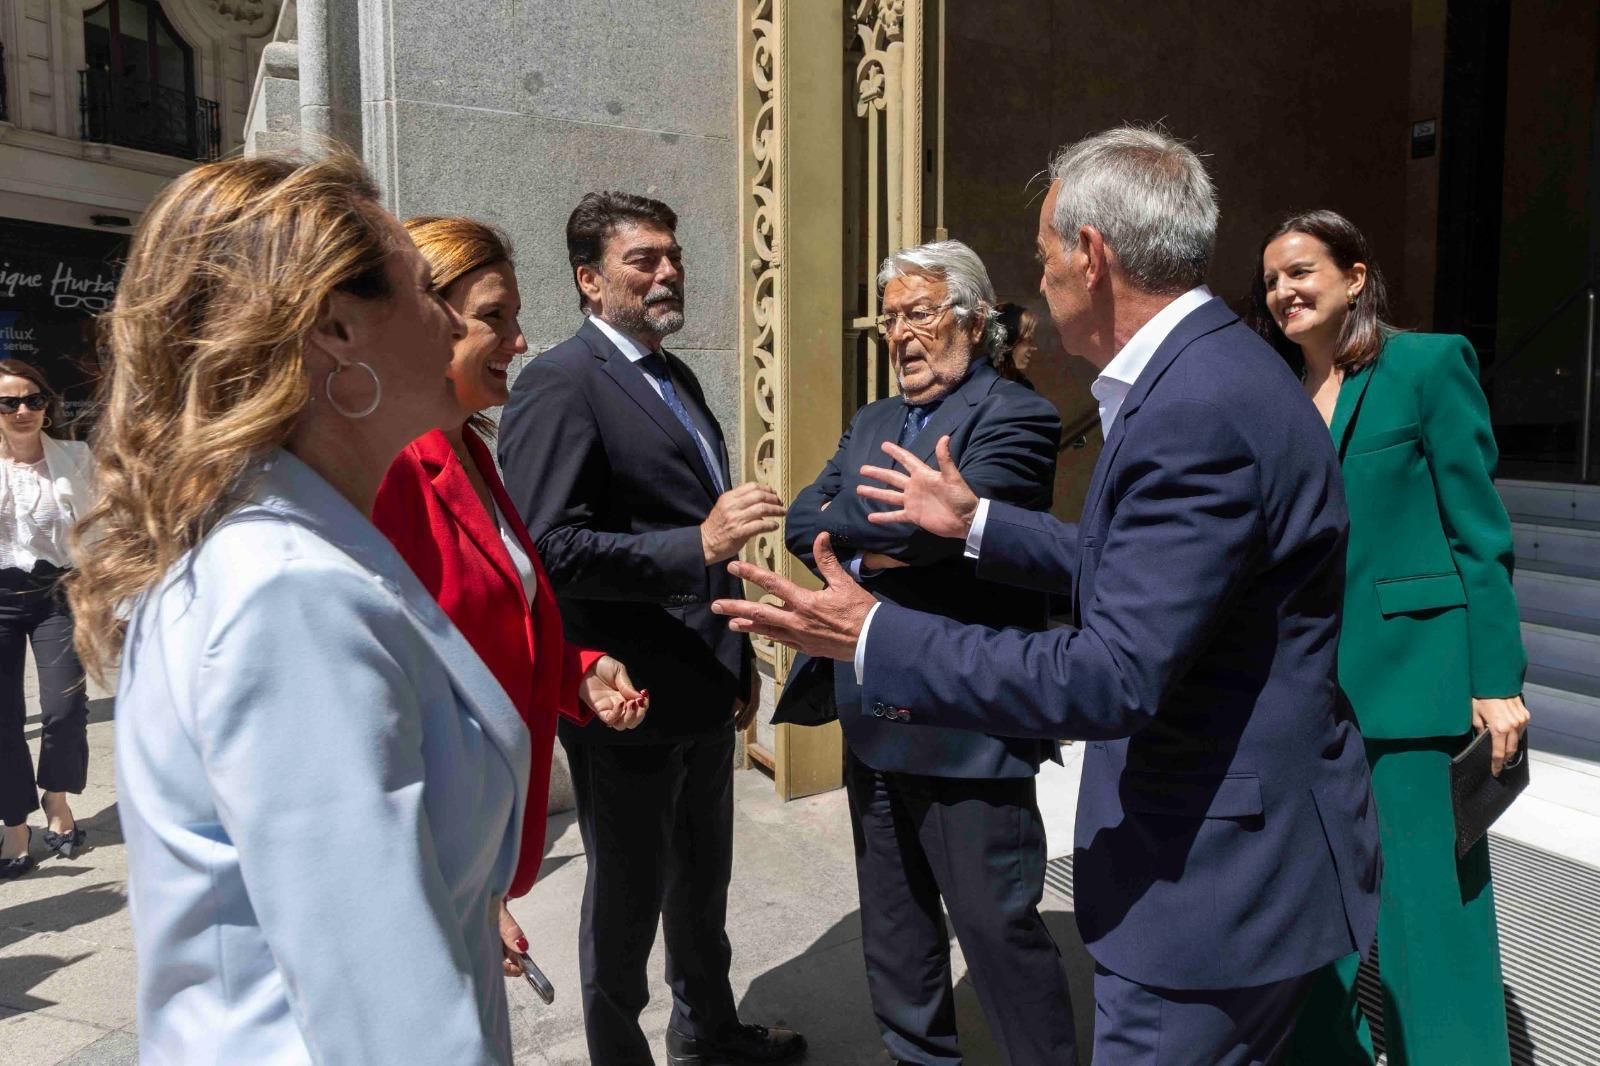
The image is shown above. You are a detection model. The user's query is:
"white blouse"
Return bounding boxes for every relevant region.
[1,454,72,571]
[492,499,538,604]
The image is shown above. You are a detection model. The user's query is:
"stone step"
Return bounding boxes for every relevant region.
[1524,680,1600,764]
[1517,562,1600,629]
[1498,478,1600,526]
[1511,519,1600,576]
[1523,622,1600,685]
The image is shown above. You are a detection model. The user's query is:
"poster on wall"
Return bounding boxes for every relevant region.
[0,217,127,436]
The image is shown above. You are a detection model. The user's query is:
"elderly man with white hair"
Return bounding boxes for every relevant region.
[714,127,1381,1065]
[776,238,1074,1066]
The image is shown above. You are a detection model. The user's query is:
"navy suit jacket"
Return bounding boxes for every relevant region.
[783,363,1062,779]
[498,318,749,744]
[861,300,1381,989]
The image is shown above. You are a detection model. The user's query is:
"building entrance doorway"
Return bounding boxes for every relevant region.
[1443,1,1600,485]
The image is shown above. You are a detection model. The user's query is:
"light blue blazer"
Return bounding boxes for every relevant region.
[115,450,531,1065]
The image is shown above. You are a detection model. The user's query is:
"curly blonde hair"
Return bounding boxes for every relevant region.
[67,152,396,678]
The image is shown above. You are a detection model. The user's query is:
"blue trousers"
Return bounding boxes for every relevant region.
[1092,964,1315,1066]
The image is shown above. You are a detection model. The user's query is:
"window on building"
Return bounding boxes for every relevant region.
[80,1,220,161]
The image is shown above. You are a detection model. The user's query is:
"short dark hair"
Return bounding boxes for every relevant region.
[1247,209,1397,378]
[566,191,679,310]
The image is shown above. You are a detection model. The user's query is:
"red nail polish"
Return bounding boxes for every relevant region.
[516,937,529,952]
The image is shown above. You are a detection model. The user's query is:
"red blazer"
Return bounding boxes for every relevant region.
[373,428,603,898]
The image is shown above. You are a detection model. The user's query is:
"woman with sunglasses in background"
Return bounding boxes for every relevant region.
[0,359,94,878]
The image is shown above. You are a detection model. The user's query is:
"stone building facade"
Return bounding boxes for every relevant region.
[243,0,1599,801]
[0,0,282,418]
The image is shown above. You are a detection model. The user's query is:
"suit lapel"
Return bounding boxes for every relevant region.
[413,431,524,599]
[1328,361,1377,458]
[248,451,530,781]
[662,348,733,490]
[907,363,998,464]
[474,431,557,652]
[1073,298,1239,620]
[1079,299,1237,526]
[585,320,722,500]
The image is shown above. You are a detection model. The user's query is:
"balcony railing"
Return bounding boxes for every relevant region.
[78,68,220,162]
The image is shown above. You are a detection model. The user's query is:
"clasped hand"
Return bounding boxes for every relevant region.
[580,655,649,730]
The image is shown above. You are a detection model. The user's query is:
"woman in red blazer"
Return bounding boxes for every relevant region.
[373,216,647,973]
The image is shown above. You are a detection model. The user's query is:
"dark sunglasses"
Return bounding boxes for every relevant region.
[0,393,48,413]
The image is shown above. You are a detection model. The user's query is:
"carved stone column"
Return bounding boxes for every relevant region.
[736,0,940,799]
[736,0,846,798]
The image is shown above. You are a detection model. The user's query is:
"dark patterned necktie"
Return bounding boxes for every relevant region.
[639,352,726,494]
[898,403,936,448]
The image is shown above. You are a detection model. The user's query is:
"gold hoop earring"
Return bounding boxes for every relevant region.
[1346,292,1357,309]
[324,361,382,419]
[42,415,52,429]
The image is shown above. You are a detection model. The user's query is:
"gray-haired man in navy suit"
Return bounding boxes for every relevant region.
[780,240,1076,1066]
[714,129,1381,1066]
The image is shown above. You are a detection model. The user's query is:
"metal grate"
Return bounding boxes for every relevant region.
[1045,833,1600,1064]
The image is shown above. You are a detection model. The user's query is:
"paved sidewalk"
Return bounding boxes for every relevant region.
[1,659,131,1064]
[1,656,1097,1065]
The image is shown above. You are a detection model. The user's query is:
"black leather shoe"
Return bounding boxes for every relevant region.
[1,826,35,880]
[666,1023,806,1065]
[43,826,87,860]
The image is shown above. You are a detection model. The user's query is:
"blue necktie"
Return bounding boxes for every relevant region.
[898,403,936,448]
[640,353,726,494]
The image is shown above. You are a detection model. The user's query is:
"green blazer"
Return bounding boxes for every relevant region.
[1330,332,1526,739]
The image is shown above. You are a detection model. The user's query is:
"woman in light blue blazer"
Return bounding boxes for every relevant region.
[64,153,596,1064]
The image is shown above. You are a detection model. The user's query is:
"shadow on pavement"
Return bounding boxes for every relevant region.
[737,909,1097,1065]
[0,950,95,1015]
[0,881,127,953]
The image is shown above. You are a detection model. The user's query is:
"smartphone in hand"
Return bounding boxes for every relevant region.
[517,951,555,1004]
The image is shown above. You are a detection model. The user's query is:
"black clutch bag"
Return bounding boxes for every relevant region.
[1449,729,1530,860]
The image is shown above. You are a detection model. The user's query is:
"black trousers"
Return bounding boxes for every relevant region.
[0,564,89,827]
[845,750,1078,1066]
[564,729,739,1066]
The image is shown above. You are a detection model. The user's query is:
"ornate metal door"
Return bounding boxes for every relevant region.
[736,0,942,798]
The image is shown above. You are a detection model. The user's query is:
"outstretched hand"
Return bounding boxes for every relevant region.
[580,655,649,730]
[711,532,876,662]
[856,436,978,540]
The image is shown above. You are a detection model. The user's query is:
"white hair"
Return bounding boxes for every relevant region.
[876,239,1005,359]
[1049,126,1218,294]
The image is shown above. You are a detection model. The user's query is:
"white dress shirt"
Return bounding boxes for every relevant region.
[1,456,68,570]
[493,498,538,603]
[0,436,94,571]
[589,313,722,473]
[854,287,1215,682]
[1088,286,1214,440]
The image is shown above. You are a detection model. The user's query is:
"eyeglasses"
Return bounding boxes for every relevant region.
[0,393,48,413]
[53,293,111,313]
[878,302,954,337]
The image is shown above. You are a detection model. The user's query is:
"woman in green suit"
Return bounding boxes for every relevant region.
[1248,210,1530,1066]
